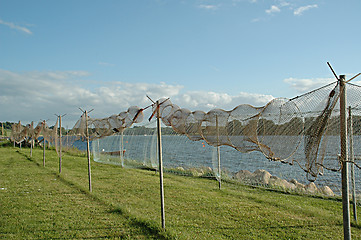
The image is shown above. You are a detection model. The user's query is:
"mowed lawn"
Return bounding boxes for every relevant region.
[1,144,361,239]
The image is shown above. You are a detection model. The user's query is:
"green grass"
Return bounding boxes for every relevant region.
[1,143,361,239]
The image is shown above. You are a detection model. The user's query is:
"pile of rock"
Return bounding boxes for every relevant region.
[234,169,334,197]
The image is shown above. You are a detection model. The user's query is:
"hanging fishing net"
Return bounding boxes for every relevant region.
[200,109,232,147]
[11,76,361,196]
[185,111,206,141]
[257,98,303,162]
[69,106,144,141]
[226,104,262,153]
[169,108,192,134]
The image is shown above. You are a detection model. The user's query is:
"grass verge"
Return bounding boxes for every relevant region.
[1,144,361,239]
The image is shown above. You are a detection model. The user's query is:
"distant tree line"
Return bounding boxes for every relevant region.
[0,122,14,130]
[123,126,177,135]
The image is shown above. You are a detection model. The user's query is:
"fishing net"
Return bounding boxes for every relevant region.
[200,109,232,147]
[257,98,304,162]
[92,120,158,168]
[10,119,58,147]
[92,118,219,177]
[10,121,24,144]
[69,106,144,141]
[87,82,361,182]
[169,108,192,134]
[184,111,206,141]
[287,82,340,181]
[226,104,262,153]
[11,78,361,196]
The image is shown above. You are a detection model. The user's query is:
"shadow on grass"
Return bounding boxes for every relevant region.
[16,149,43,167]
[109,208,170,239]
[351,222,361,229]
[15,149,174,240]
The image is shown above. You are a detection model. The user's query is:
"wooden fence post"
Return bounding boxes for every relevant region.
[85,110,92,192]
[348,106,357,224]
[340,75,351,240]
[157,101,165,229]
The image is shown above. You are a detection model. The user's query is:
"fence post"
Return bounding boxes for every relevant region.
[30,139,33,157]
[85,110,92,192]
[43,120,46,167]
[59,115,62,173]
[348,106,357,224]
[157,101,166,230]
[43,138,46,167]
[216,115,221,189]
[121,131,124,167]
[340,75,351,240]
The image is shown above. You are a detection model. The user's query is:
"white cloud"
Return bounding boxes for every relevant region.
[265,5,280,14]
[283,77,334,93]
[174,91,274,110]
[0,69,276,127]
[294,4,318,16]
[198,4,219,10]
[0,69,183,126]
[0,19,32,34]
[279,1,290,7]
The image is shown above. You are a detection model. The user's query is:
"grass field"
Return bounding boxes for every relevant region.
[1,142,361,239]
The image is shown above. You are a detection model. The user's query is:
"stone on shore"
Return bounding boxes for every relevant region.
[253,169,272,185]
[319,186,335,196]
[234,169,271,185]
[234,169,335,196]
[269,176,296,190]
[305,182,318,194]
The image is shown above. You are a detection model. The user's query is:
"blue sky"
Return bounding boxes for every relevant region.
[1,0,361,126]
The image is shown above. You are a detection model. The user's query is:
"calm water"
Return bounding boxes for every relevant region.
[88,134,361,194]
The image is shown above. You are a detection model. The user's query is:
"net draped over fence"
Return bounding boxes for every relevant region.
[143,82,361,180]
[10,119,58,147]
[10,81,361,192]
[90,81,361,188]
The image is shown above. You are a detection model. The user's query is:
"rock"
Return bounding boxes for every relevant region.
[289,179,298,184]
[176,167,185,171]
[269,176,283,188]
[290,179,306,191]
[319,186,335,196]
[189,168,202,177]
[235,169,272,185]
[197,168,205,175]
[234,169,334,197]
[235,170,253,183]
[305,182,318,194]
[269,176,296,190]
[253,169,271,185]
